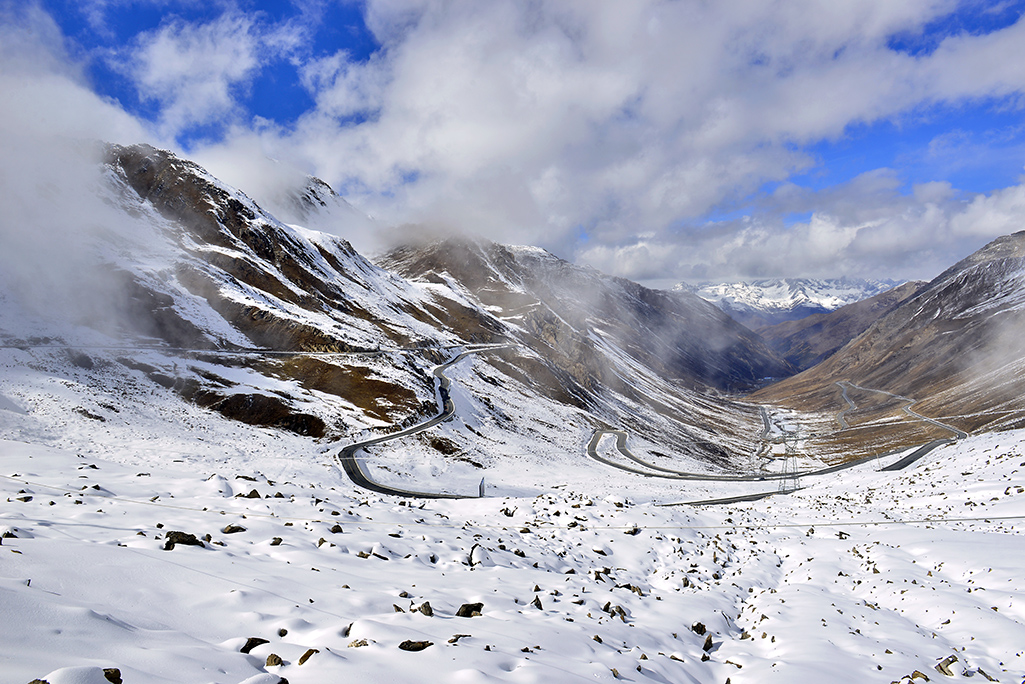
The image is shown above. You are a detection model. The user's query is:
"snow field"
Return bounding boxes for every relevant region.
[2,423,1024,683]
[1,334,1024,683]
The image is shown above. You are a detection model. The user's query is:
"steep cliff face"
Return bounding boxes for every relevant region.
[105,143,473,352]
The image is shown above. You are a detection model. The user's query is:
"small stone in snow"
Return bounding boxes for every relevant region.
[266,654,283,667]
[240,637,269,654]
[456,602,484,617]
[399,640,433,651]
[298,648,319,665]
[935,654,958,676]
[163,531,203,551]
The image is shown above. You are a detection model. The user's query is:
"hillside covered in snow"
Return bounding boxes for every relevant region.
[2,142,1025,683]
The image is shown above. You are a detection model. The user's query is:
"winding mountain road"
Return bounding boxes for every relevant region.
[832,381,967,471]
[5,340,502,499]
[836,381,969,440]
[836,382,857,430]
[588,428,892,483]
[335,345,508,499]
[8,341,972,502]
[591,380,972,504]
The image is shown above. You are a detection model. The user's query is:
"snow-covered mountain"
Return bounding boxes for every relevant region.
[1,143,784,477]
[756,230,1025,459]
[4,143,1025,683]
[676,278,904,329]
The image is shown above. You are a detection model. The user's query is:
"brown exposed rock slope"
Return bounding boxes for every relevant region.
[757,281,928,371]
[754,231,1025,457]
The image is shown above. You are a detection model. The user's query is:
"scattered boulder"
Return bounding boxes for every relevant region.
[240,637,269,654]
[935,655,958,676]
[531,595,543,610]
[703,635,714,652]
[222,524,246,534]
[414,601,434,616]
[692,622,706,635]
[270,537,283,546]
[102,669,122,684]
[398,640,433,651]
[330,524,343,534]
[456,602,484,617]
[266,654,283,667]
[163,531,204,551]
[297,648,319,665]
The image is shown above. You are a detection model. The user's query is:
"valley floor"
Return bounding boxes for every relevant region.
[2,364,1024,683]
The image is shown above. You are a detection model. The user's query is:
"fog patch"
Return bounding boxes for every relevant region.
[0,3,162,341]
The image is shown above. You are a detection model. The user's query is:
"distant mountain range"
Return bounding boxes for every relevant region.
[675,278,905,329]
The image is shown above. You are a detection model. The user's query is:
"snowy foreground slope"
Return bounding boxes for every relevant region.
[3,371,1024,683]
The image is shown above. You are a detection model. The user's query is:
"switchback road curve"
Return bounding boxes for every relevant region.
[335,345,508,499]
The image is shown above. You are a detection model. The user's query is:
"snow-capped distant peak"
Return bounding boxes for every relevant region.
[674,278,904,327]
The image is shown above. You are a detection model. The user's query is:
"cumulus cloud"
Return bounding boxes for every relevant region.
[579,169,1025,288]
[10,0,1025,285]
[113,8,308,140]
[176,0,1025,276]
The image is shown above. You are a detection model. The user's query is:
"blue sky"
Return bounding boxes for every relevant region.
[6,0,1025,284]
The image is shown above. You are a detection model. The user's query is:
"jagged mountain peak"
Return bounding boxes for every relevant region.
[676,276,905,329]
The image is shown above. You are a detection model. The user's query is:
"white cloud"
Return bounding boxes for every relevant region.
[0,2,160,325]
[117,10,305,138]
[0,3,148,144]
[579,169,1025,287]
[55,0,1025,280]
